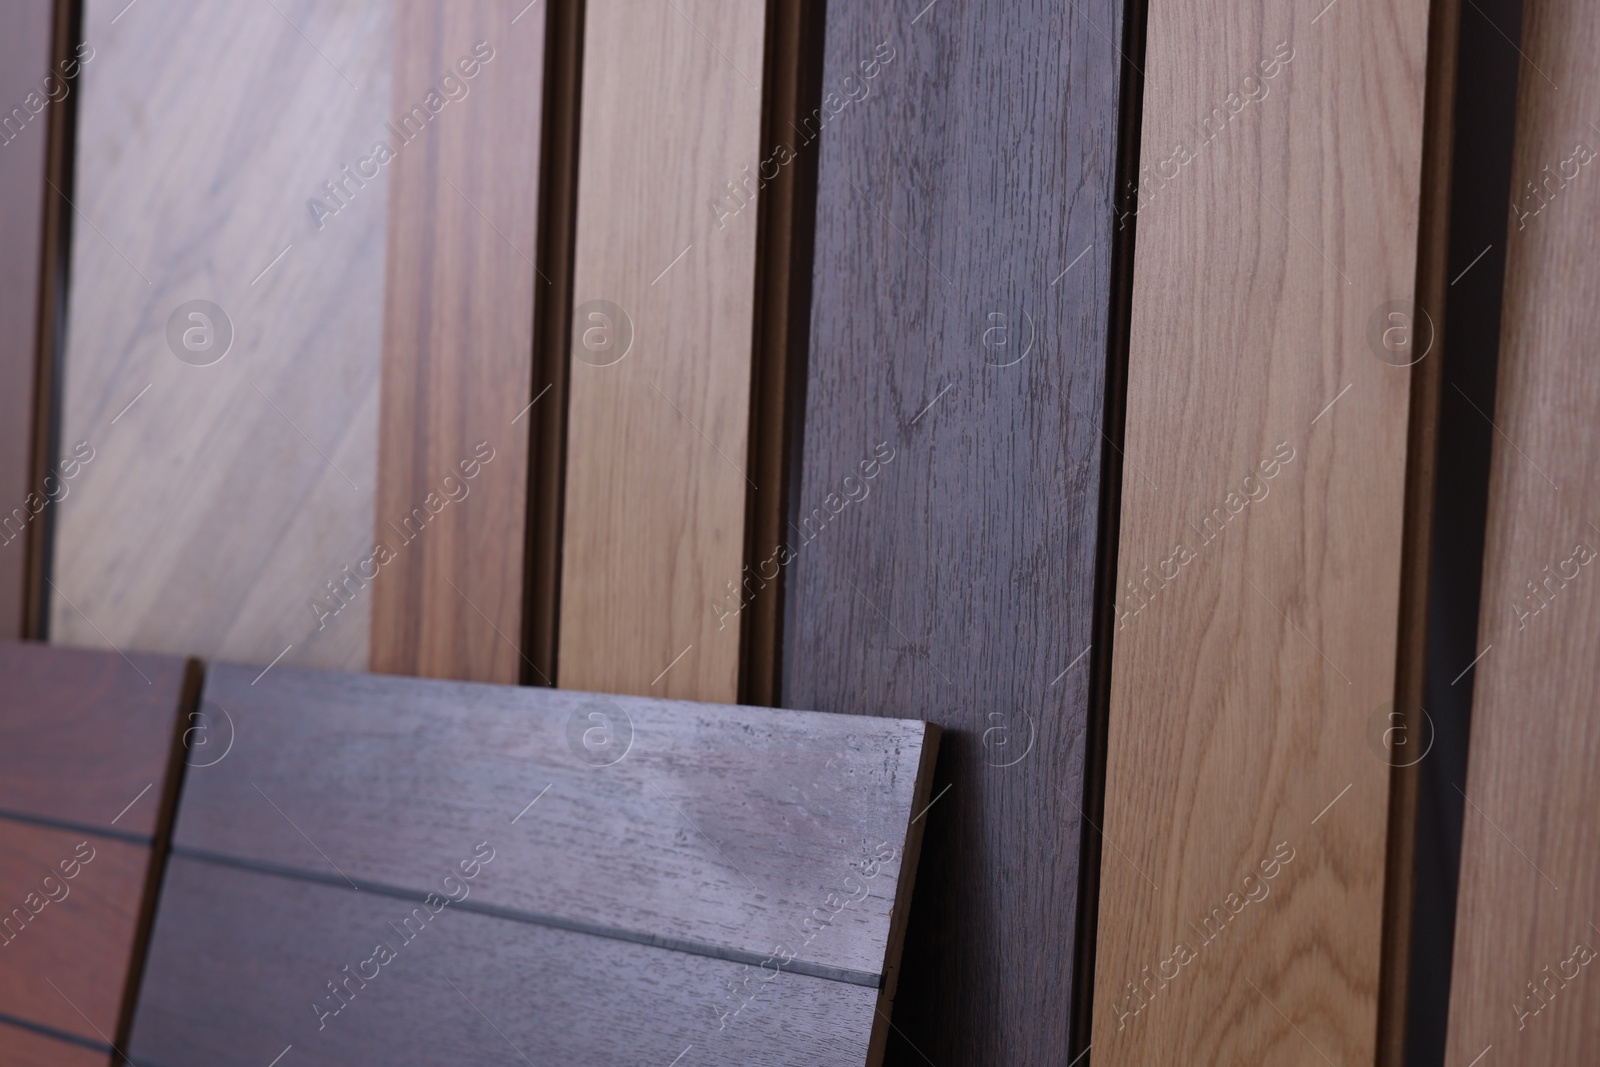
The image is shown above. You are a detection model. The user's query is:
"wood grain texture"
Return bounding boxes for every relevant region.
[557,0,766,701]
[0,641,188,837]
[0,0,56,640]
[368,1,545,683]
[0,1023,108,1067]
[0,824,148,1046]
[51,0,392,670]
[1093,1,1433,1064]
[781,3,1125,1063]
[131,856,880,1067]
[181,662,935,980]
[1444,0,1600,1060]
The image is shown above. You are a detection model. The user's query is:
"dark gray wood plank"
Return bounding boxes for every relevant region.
[129,854,879,1067]
[782,0,1128,1060]
[177,663,937,981]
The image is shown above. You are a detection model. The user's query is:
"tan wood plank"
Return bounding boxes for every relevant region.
[1092,1,1435,1062]
[367,0,546,682]
[50,0,392,670]
[1444,1,1600,1060]
[557,0,766,701]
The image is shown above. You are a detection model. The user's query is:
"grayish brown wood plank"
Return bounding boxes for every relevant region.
[130,856,879,1067]
[177,663,935,980]
[781,1,1127,1060]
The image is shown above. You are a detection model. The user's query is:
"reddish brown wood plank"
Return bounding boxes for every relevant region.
[368,0,547,682]
[0,1022,108,1067]
[0,642,189,837]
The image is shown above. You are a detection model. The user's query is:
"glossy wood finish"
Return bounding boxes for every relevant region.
[0,642,188,837]
[0,825,147,1046]
[133,663,938,1065]
[557,0,766,701]
[782,2,1128,1061]
[51,0,392,670]
[1093,2,1434,1065]
[0,1022,108,1067]
[1444,0,1600,1059]
[368,0,545,683]
[0,0,58,640]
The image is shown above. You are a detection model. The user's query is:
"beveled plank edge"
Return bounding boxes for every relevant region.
[865,722,941,1067]
[1376,0,1462,1060]
[0,808,152,848]
[0,1012,111,1055]
[169,845,882,989]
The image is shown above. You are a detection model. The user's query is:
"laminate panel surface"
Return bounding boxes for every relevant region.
[0,1022,108,1067]
[557,0,766,701]
[1445,1,1600,1060]
[1093,0,1433,1064]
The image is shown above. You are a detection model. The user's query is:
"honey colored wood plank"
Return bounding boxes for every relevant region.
[131,855,882,1067]
[367,1,545,683]
[50,0,392,670]
[179,662,936,980]
[0,1022,108,1067]
[557,0,766,701]
[0,642,189,837]
[0,0,60,640]
[1444,1,1600,1060]
[0,824,148,1047]
[781,2,1129,1060]
[1092,3,1435,1065]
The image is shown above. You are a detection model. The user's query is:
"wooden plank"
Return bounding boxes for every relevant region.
[367,0,546,682]
[0,1022,109,1067]
[131,856,880,1067]
[557,0,766,701]
[0,642,189,837]
[781,2,1127,1061]
[50,0,392,670]
[179,663,936,980]
[1444,0,1600,1059]
[0,824,148,1047]
[0,0,59,640]
[1092,2,1434,1065]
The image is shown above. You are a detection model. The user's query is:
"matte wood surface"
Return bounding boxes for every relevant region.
[0,642,187,837]
[0,1023,108,1067]
[181,663,935,979]
[1445,1,1600,1060]
[52,0,392,670]
[0,0,55,639]
[368,0,545,683]
[1093,2,1431,1066]
[0,824,147,1046]
[783,2,1124,1062]
[131,857,880,1067]
[557,0,766,701]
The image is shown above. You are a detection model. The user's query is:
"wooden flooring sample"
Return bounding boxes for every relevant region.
[1093,2,1432,1066]
[368,0,545,683]
[1445,1,1600,1060]
[133,663,939,1065]
[0,0,57,639]
[780,2,1126,1062]
[557,0,766,701]
[0,1023,109,1067]
[51,0,392,670]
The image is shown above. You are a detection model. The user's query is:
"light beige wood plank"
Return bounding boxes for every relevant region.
[1092,1,1434,1063]
[557,0,766,701]
[1445,1,1600,1060]
[51,0,391,670]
